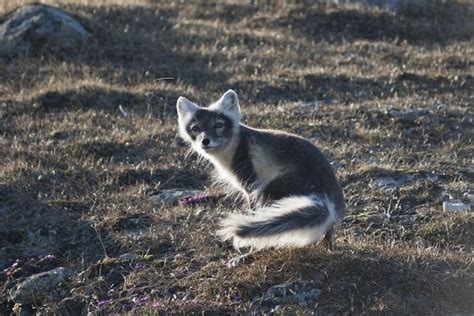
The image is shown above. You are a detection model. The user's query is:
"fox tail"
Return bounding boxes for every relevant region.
[218,194,337,250]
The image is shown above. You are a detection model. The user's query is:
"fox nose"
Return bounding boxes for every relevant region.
[202,138,210,146]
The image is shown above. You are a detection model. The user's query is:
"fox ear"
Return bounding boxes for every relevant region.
[210,90,240,122]
[177,96,198,120]
[218,90,240,114]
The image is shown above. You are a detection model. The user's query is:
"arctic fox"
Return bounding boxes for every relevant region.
[177,90,344,252]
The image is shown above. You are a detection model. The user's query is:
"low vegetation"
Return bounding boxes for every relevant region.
[1,0,473,314]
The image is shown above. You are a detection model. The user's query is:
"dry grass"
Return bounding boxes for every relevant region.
[1,0,473,314]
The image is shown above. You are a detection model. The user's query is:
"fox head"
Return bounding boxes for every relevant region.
[177,90,240,156]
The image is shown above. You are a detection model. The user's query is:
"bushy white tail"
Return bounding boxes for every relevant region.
[218,195,336,250]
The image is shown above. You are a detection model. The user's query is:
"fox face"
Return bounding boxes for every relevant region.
[184,110,234,153]
[177,90,240,156]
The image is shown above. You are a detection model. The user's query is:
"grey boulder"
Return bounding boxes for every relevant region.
[0,4,90,56]
[9,267,74,305]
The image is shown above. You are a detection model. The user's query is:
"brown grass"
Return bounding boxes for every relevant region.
[1,0,473,314]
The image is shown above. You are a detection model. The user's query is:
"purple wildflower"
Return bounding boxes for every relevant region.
[179,193,209,207]
[43,254,56,261]
[132,262,145,272]
[96,299,112,309]
[3,259,19,276]
[27,253,56,262]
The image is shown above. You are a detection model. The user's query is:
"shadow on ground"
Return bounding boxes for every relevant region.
[75,5,229,89]
[0,182,117,268]
[174,244,473,314]
[232,73,473,104]
[274,2,473,45]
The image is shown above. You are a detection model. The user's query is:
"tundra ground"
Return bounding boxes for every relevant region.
[1,1,473,314]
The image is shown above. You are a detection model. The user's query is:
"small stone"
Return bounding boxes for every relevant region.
[443,201,471,213]
[56,295,86,315]
[386,0,429,12]
[372,175,414,192]
[149,189,201,206]
[9,267,73,304]
[105,268,124,286]
[251,280,321,312]
[463,192,474,203]
[293,100,321,109]
[118,252,140,262]
[114,214,153,230]
[389,108,435,125]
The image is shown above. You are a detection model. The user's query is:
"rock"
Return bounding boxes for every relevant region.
[443,201,471,213]
[386,0,430,12]
[105,268,124,286]
[386,0,429,13]
[332,0,430,13]
[388,108,436,125]
[149,189,201,206]
[153,240,173,254]
[9,267,73,304]
[464,192,474,203]
[372,175,414,192]
[56,295,86,316]
[292,100,326,110]
[372,172,438,193]
[0,4,90,57]
[390,214,417,225]
[114,214,153,230]
[251,280,321,312]
[118,252,140,262]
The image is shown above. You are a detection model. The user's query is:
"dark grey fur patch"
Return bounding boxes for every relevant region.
[231,131,257,190]
[236,203,329,238]
[239,125,345,217]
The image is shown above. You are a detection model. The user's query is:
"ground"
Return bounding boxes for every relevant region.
[0,0,473,314]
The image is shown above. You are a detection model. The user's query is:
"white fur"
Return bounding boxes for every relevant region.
[249,145,284,187]
[212,159,245,191]
[208,144,283,204]
[208,133,285,203]
[176,96,199,143]
[218,195,336,250]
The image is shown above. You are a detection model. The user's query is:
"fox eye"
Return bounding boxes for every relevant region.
[190,125,200,133]
[214,122,224,129]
